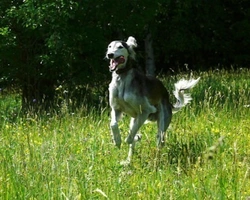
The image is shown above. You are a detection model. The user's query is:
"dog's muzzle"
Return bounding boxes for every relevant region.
[109,56,125,72]
[107,53,114,59]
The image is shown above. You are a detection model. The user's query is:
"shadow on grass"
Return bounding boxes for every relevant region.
[136,132,218,173]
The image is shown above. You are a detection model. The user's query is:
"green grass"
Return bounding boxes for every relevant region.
[0,69,250,199]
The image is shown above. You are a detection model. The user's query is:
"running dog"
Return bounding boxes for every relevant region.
[106,36,200,164]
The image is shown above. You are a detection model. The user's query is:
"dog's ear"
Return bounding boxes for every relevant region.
[126,36,137,48]
[126,36,137,60]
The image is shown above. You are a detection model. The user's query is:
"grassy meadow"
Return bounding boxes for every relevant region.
[0,69,250,199]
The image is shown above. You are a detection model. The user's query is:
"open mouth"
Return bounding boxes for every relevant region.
[109,56,125,71]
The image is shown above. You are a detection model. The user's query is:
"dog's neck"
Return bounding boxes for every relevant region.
[115,58,134,74]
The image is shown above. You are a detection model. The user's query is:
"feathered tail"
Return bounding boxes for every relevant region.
[172,77,200,113]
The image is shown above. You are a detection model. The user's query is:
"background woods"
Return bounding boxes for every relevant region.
[0,0,250,110]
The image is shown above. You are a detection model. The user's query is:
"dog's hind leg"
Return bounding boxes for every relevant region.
[121,113,149,165]
[156,101,172,147]
[110,108,122,148]
[126,113,149,144]
[121,142,135,165]
[125,127,143,165]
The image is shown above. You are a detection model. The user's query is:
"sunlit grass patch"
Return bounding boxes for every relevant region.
[0,68,250,199]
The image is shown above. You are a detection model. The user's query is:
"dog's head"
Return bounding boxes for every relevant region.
[106,36,137,72]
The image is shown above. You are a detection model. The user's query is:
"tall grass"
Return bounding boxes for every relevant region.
[0,69,250,199]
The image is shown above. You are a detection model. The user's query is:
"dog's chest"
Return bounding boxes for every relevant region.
[108,71,158,117]
[109,77,127,100]
[109,75,136,108]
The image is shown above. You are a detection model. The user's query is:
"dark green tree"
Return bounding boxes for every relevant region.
[1,0,250,112]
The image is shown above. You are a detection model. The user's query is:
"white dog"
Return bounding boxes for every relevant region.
[106,36,200,164]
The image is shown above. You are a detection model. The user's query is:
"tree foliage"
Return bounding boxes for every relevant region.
[0,0,250,110]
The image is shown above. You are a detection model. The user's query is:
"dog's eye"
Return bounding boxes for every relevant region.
[118,46,123,49]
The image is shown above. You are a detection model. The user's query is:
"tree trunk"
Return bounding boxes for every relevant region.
[145,32,155,77]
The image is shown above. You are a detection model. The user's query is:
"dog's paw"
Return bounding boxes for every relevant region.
[125,134,142,144]
[134,133,142,142]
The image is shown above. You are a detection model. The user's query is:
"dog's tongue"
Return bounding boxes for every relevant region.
[110,56,125,71]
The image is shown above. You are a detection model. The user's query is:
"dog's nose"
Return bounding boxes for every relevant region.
[107,53,114,59]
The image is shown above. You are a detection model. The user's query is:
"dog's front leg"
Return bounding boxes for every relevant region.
[110,108,122,148]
